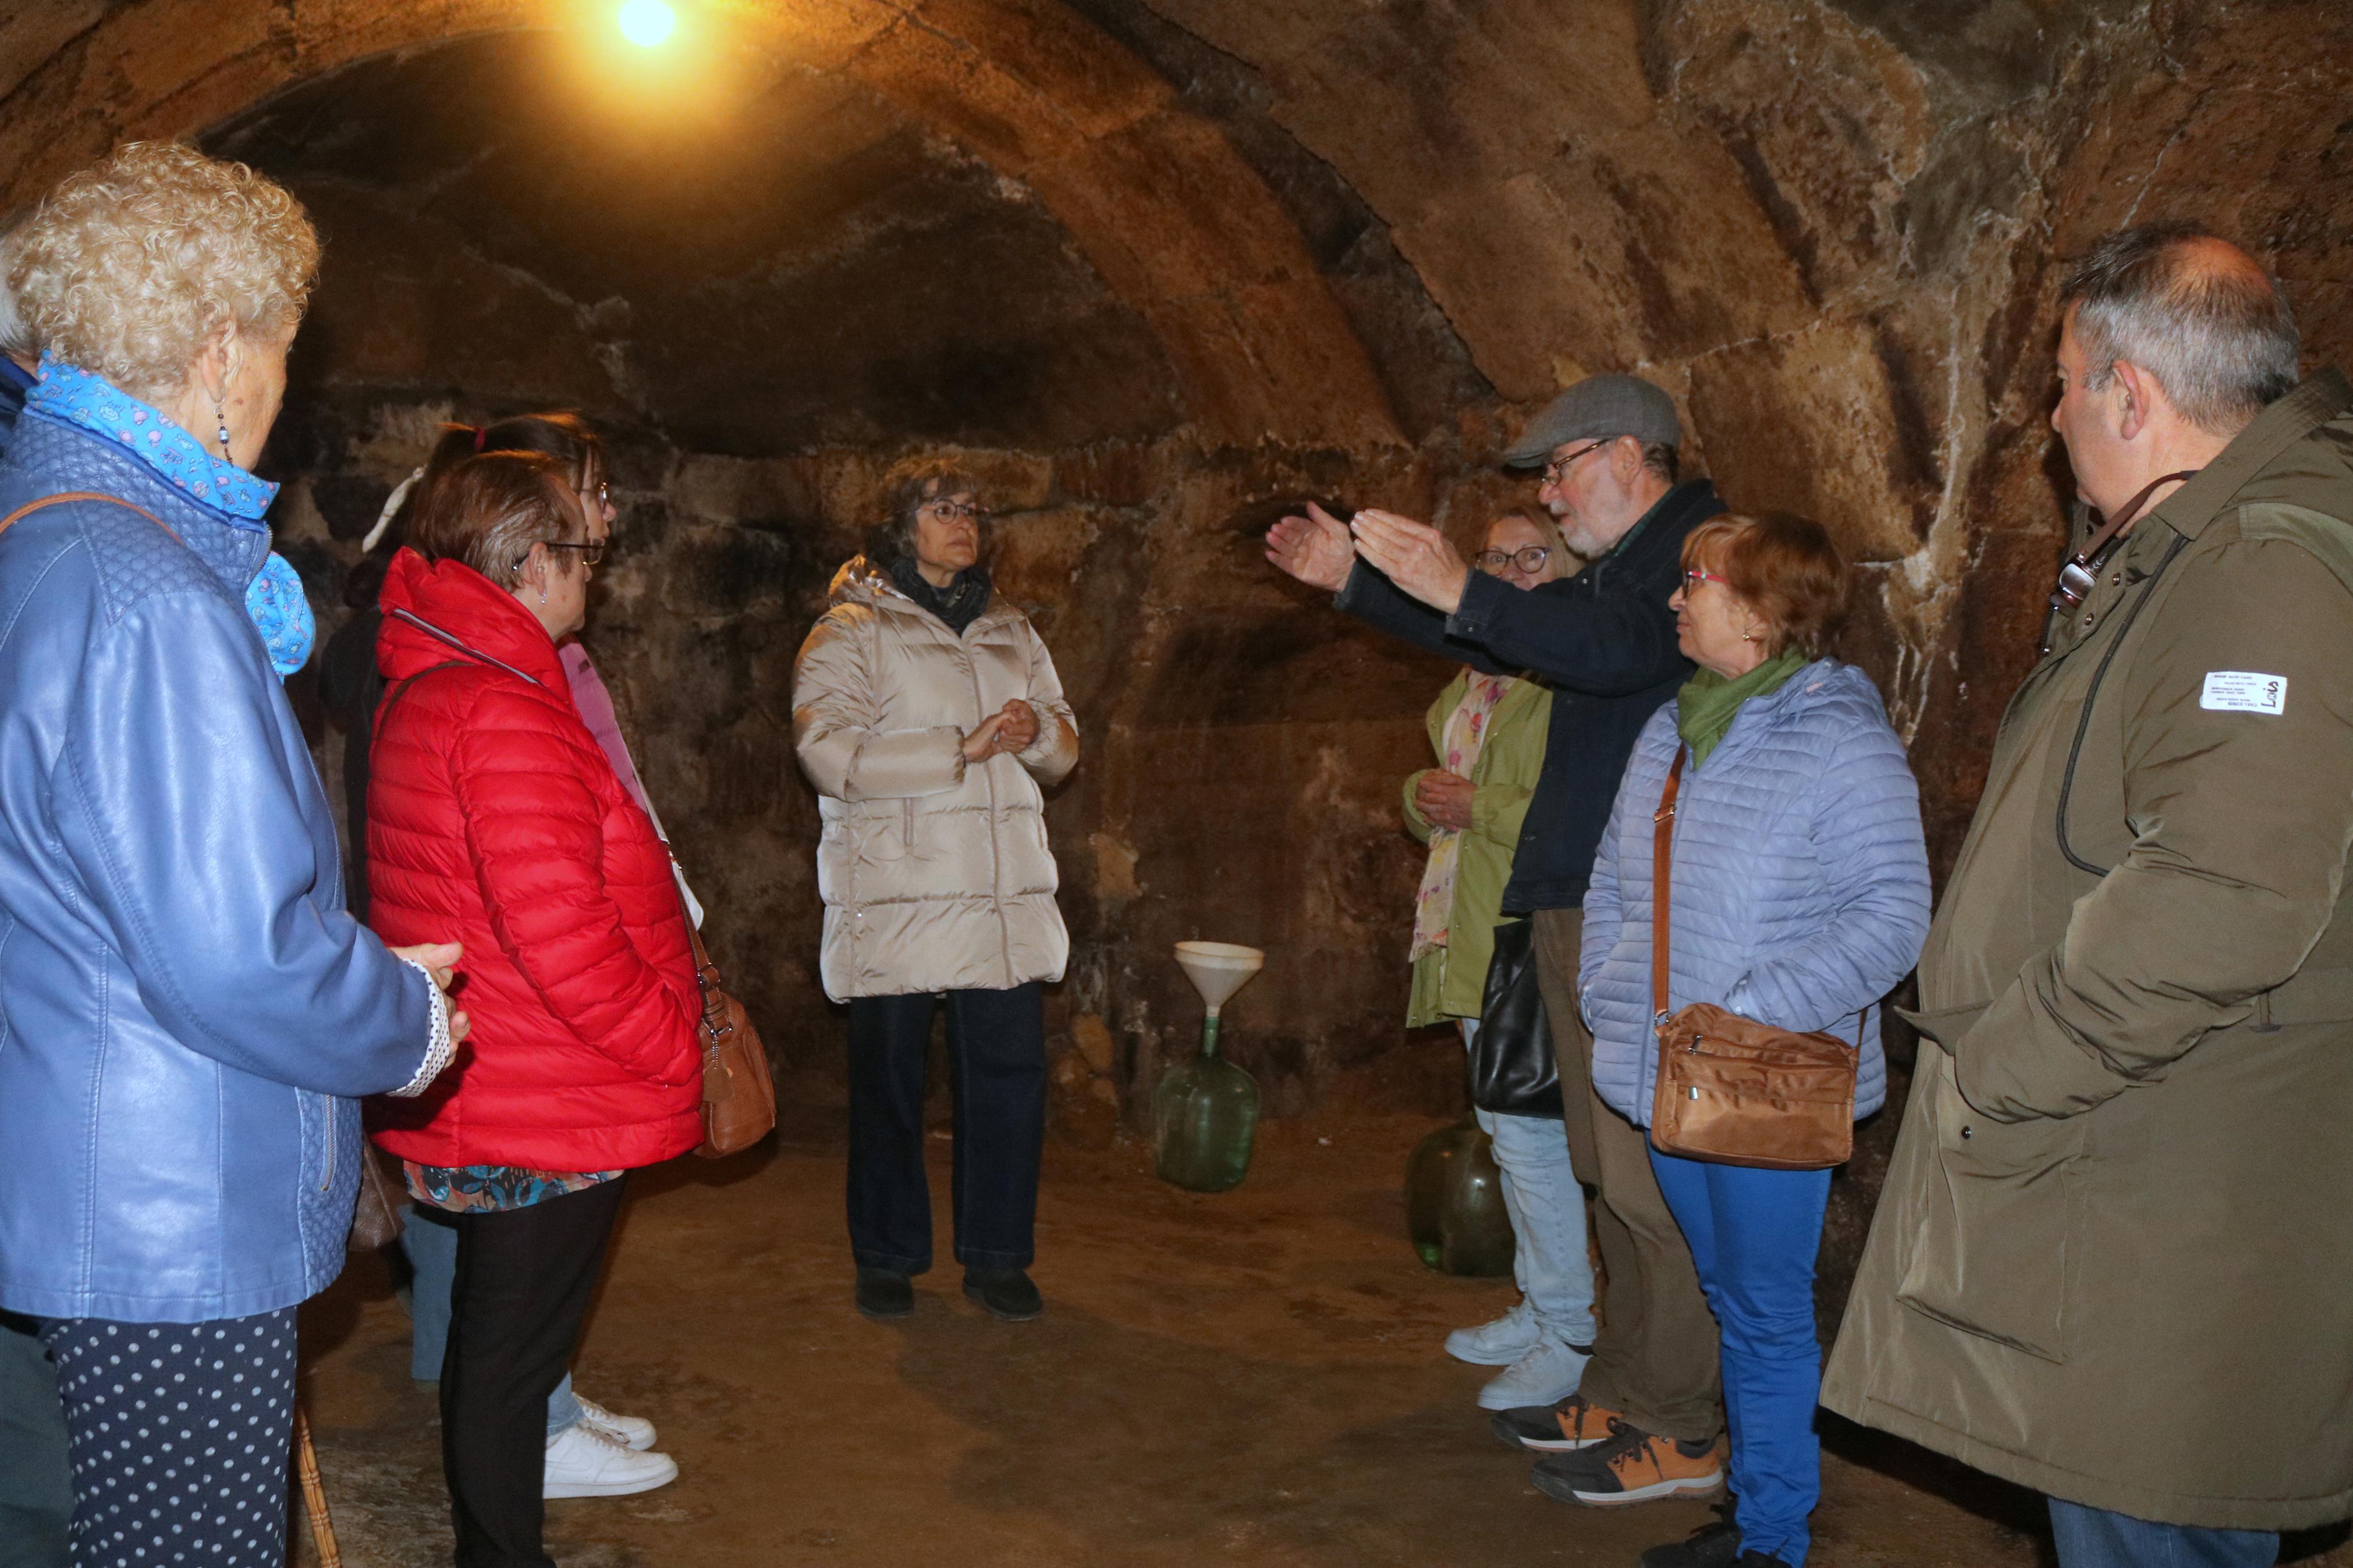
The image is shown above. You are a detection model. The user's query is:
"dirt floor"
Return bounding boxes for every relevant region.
[292,1113,2350,1568]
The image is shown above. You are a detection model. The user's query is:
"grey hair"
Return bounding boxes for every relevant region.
[2061,221,2299,435]
[1638,440,1679,484]
[0,226,31,362]
[874,454,985,563]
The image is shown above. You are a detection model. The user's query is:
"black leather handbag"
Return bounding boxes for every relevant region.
[1468,918,1563,1117]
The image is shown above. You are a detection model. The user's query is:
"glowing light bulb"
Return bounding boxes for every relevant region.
[617,0,675,47]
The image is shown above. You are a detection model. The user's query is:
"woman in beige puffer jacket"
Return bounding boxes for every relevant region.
[792,458,1078,1324]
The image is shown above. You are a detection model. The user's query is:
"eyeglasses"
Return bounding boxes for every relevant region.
[582,481,611,510]
[1681,568,1729,591]
[922,500,990,522]
[1474,546,1553,576]
[527,539,606,568]
[1540,440,1610,485]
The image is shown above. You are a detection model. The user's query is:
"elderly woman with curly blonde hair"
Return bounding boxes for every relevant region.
[0,142,464,1567]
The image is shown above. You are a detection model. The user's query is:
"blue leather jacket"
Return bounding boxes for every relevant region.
[0,411,436,1323]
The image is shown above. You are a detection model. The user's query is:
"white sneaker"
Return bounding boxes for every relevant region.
[1445,1300,1539,1366]
[573,1395,656,1451]
[1476,1336,1592,1411]
[543,1423,679,1499]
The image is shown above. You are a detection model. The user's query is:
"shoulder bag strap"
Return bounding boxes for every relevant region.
[378,659,471,724]
[1651,746,1686,1026]
[0,489,181,545]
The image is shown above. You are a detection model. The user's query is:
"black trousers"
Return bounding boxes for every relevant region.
[847,983,1046,1274]
[442,1178,627,1568]
[0,1312,70,1568]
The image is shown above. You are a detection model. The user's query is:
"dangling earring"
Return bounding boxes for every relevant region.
[214,399,232,463]
[538,584,548,606]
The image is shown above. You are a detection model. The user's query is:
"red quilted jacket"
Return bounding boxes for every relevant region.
[363,549,701,1171]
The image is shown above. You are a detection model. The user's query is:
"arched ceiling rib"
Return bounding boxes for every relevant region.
[0,0,1403,450]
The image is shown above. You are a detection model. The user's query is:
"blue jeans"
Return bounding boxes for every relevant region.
[401,1206,581,1437]
[2049,1500,2277,1567]
[1462,1023,1598,1344]
[848,984,1046,1273]
[1649,1149,1830,1568]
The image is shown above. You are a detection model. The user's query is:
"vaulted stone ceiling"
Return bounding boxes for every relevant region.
[2,1,2349,1133]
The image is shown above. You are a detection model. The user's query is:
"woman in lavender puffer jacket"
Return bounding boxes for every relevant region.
[1572,514,1929,1568]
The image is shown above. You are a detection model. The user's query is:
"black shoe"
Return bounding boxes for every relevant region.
[854,1267,913,1320]
[961,1266,1042,1322]
[1639,1516,1741,1568]
[1490,1392,1621,1453]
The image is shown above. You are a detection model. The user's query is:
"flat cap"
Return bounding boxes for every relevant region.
[1502,374,1681,467]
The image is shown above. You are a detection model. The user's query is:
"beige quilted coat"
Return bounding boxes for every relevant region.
[792,557,1079,1000]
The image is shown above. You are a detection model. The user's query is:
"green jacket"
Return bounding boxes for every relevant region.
[1402,671,1552,1028]
[1822,370,2353,1530]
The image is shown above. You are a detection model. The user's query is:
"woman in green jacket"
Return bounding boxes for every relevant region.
[1404,510,1597,1411]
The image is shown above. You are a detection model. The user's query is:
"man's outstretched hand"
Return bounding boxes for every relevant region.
[1266,502,1354,593]
[1350,509,1472,616]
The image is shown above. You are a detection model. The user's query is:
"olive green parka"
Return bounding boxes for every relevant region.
[1821,371,2353,1530]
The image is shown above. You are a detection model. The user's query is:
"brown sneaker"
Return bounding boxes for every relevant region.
[1488,1392,1624,1452]
[1529,1419,1724,1506]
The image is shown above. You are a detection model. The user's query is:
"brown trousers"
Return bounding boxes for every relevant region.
[1532,906,1722,1443]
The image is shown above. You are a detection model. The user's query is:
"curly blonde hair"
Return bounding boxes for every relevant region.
[10,141,318,401]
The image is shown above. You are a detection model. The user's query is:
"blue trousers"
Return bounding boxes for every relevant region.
[1462,1022,1598,1345]
[2049,1499,2277,1567]
[42,1310,297,1568]
[402,1205,581,1437]
[847,983,1046,1274]
[1649,1149,1831,1568]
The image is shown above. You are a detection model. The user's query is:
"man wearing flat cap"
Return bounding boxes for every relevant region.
[1268,373,1733,1509]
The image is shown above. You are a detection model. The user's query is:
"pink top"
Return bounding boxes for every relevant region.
[560,642,654,817]
[560,641,701,928]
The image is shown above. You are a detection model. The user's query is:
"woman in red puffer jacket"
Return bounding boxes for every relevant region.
[364,449,701,1568]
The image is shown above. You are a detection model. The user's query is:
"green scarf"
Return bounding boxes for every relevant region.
[1676,649,1807,769]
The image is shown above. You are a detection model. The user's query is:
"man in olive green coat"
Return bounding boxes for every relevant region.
[1823,223,2353,1564]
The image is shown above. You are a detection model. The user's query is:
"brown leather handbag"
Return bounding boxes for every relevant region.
[1645,748,1861,1171]
[684,915,776,1158]
[348,1148,407,1253]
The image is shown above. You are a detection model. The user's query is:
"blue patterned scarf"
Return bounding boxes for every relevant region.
[28,358,313,678]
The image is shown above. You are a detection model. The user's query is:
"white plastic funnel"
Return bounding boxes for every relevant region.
[1176,941,1265,1018]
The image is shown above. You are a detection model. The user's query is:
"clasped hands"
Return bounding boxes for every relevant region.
[390,941,473,1047]
[1414,769,1476,833]
[962,698,1040,763]
[1264,500,1474,614]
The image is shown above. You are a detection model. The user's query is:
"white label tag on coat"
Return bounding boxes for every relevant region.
[2200,671,2288,715]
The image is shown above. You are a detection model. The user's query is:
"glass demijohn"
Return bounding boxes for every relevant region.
[1404,1115,1515,1276]
[1153,943,1266,1193]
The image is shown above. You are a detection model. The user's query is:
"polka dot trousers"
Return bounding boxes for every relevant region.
[38,1308,297,1568]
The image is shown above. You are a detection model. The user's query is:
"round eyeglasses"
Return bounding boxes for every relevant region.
[922,499,990,522]
[1475,546,1553,576]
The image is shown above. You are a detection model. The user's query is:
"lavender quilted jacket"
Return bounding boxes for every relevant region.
[1578,659,1930,1128]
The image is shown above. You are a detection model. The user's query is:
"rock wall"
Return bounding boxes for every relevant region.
[3,2,2351,1155]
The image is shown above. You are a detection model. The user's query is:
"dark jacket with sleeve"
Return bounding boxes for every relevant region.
[1822,369,2353,1530]
[0,410,439,1324]
[1336,479,1719,912]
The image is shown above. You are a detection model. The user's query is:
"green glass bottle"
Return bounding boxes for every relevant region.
[1404,1115,1516,1276]
[1153,943,1266,1193]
